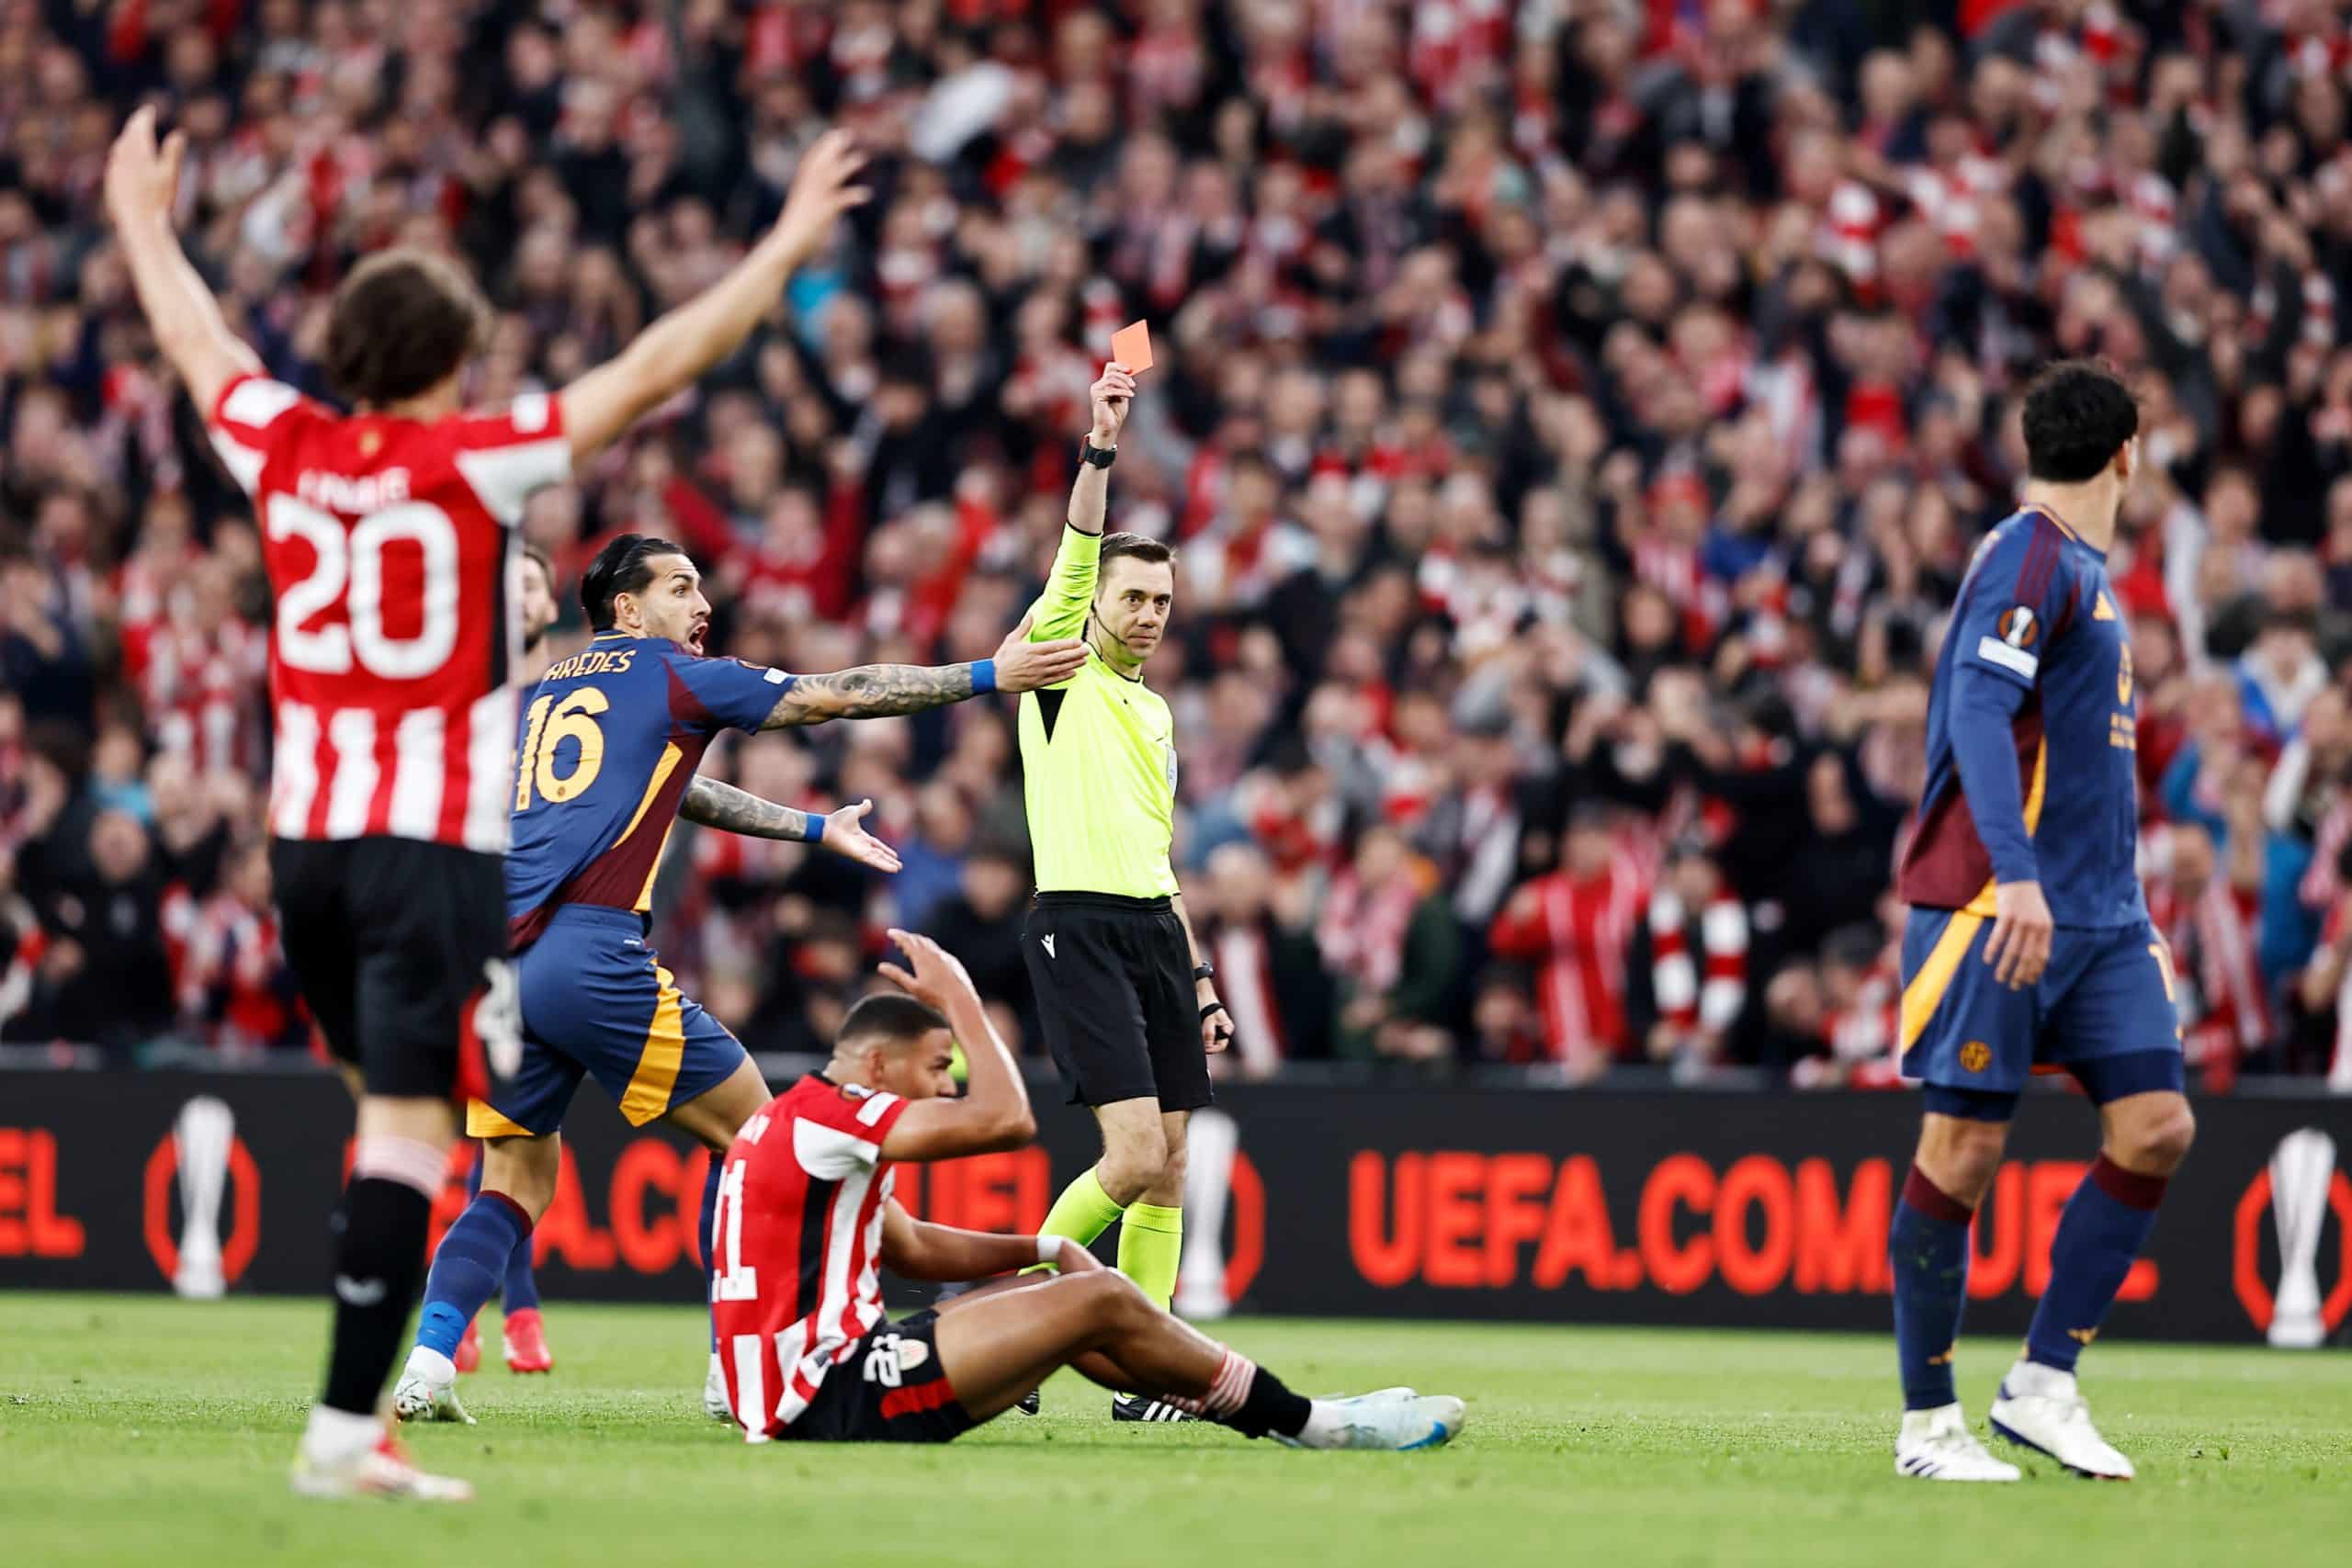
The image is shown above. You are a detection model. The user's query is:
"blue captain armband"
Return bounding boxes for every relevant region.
[972,659,997,695]
[807,813,826,845]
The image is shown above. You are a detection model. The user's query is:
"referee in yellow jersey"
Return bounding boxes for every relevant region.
[1016,362,1234,1421]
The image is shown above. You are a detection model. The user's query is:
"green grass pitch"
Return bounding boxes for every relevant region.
[2,1292,2346,1567]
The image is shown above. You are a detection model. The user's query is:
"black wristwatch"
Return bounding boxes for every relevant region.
[1192,961,1216,984]
[1080,438,1117,469]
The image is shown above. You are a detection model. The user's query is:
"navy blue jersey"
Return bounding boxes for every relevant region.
[504,633,786,948]
[1896,504,2146,929]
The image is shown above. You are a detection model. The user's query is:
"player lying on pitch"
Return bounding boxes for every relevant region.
[712,930,1465,1451]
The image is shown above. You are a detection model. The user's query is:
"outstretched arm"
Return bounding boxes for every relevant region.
[560,131,868,464]
[104,109,262,417]
[678,779,901,873]
[757,626,1085,728]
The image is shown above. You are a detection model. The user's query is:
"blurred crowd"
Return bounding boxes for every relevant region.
[5,0,2352,1090]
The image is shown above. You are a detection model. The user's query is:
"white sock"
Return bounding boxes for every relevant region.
[300,1404,383,1465]
[2004,1359,2075,1399]
[407,1345,457,1386]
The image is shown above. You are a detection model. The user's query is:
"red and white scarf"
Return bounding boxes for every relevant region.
[1648,890,1748,1032]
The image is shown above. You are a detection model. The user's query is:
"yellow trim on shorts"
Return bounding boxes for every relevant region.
[1900,908,1985,1055]
[467,1100,534,1139]
[617,963,687,1125]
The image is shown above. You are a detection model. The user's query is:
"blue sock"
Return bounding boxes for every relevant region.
[701,1156,722,1353]
[2024,1155,2165,1374]
[416,1192,532,1359]
[503,1224,542,1314]
[1890,1165,1973,1411]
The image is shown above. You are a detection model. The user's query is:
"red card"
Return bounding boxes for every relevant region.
[1110,320,1154,374]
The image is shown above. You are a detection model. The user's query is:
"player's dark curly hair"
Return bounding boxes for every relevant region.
[2020,360,2139,483]
[838,993,951,1051]
[581,534,688,630]
[322,249,493,407]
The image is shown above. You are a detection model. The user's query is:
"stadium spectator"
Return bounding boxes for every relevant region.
[6,0,2352,1085]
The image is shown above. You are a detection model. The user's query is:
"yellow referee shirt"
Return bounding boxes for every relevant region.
[1017,525,1180,899]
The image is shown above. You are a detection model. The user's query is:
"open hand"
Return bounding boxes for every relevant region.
[818,798,902,874]
[876,927,980,1015]
[104,107,187,231]
[775,129,871,260]
[991,615,1086,691]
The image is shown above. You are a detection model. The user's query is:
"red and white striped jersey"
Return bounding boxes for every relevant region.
[207,373,571,852]
[711,1074,910,1442]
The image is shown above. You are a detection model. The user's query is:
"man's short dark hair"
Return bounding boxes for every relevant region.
[581,534,687,630]
[322,249,492,406]
[839,993,950,1052]
[2020,360,2139,483]
[1099,532,1175,576]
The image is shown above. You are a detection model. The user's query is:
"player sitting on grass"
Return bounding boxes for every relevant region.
[711,929,1466,1451]
[1889,360,2196,1482]
[394,536,1083,1427]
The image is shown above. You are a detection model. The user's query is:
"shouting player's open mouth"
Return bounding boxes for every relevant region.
[687,617,709,654]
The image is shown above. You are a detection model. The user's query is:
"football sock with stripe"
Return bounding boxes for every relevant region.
[701,1155,723,1351]
[2024,1155,2165,1373]
[322,1137,443,1416]
[463,1150,541,1313]
[1889,1164,1973,1412]
[1025,1166,1126,1274]
[1116,1201,1183,1311]
[1169,1348,1310,1439]
[415,1191,531,1360]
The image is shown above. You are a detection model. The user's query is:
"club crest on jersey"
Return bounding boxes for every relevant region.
[1996,606,2038,649]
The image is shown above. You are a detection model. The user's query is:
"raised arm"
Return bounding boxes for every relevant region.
[678,779,902,873]
[1025,365,1136,640]
[103,109,262,417]
[874,931,1035,1161]
[559,130,868,465]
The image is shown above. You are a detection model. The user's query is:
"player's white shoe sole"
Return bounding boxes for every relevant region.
[1894,1404,2021,1481]
[392,1350,475,1426]
[1283,1388,1466,1451]
[705,1353,732,1423]
[291,1438,473,1501]
[1988,1384,2134,1479]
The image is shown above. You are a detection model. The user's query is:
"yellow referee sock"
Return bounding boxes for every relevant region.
[1117,1202,1183,1312]
[1025,1167,1126,1274]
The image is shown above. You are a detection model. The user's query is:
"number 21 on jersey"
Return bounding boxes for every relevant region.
[514,688,609,809]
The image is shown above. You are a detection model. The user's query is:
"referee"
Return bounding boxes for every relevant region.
[1017,361,1234,1418]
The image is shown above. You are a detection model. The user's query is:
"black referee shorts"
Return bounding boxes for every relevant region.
[1021,893,1211,1112]
[270,836,512,1102]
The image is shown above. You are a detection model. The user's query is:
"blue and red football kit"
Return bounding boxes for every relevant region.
[1894,504,2184,1115]
[469,633,787,1137]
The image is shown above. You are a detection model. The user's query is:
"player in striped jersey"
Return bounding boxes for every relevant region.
[712,930,1466,1452]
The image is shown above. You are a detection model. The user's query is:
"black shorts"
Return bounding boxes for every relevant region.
[1021,893,1211,1111]
[784,1313,976,1444]
[269,836,512,1101]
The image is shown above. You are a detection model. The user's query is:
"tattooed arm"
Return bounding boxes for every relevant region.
[680,775,815,840]
[759,662,976,728]
[680,781,904,872]
[760,626,1087,728]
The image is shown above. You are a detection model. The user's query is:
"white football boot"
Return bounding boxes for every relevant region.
[1989,1361,2134,1479]
[392,1346,475,1426]
[1894,1403,2022,1481]
[705,1351,733,1423]
[291,1410,472,1502]
[1282,1387,1466,1451]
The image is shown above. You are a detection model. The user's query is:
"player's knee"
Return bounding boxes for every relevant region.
[1074,1268,1150,1329]
[2117,1099,2196,1175]
[1917,1117,2007,1204]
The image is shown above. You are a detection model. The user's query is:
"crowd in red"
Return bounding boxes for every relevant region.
[4,0,2352,1090]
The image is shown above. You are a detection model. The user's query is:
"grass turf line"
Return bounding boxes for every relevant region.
[0,1292,2344,1567]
